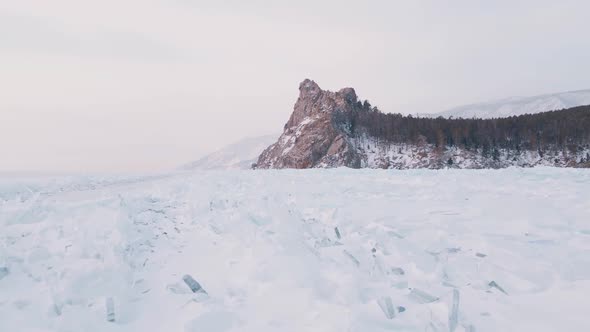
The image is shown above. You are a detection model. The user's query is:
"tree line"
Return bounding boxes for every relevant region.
[334,102,590,159]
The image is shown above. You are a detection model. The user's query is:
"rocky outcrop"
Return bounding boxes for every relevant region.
[255,79,362,168]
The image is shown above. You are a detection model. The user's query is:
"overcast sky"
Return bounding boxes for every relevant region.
[2,0,590,172]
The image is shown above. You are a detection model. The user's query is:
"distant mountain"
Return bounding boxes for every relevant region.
[431,89,590,119]
[181,134,278,170]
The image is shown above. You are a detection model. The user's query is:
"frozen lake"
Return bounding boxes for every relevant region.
[1,168,589,331]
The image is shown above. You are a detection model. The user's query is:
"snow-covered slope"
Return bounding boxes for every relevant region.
[432,89,590,119]
[181,135,278,170]
[1,169,590,331]
[350,135,590,169]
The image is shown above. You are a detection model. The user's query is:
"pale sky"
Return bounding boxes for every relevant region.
[2,0,590,172]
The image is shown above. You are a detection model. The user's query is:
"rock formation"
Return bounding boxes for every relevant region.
[256,79,361,168]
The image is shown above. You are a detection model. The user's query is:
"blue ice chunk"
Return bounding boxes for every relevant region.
[334,227,341,239]
[343,250,360,267]
[409,288,439,304]
[488,281,508,295]
[0,267,9,280]
[449,289,459,331]
[183,275,207,294]
[106,297,115,322]
[377,296,396,319]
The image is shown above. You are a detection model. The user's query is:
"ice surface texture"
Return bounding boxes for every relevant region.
[0,168,589,331]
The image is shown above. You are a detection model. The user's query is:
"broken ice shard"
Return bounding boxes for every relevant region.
[488,281,508,295]
[51,294,63,317]
[334,227,341,239]
[409,288,439,303]
[388,231,404,239]
[0,267,9,280]
[449,289,459,332]
[397,306,406,313]
[391,267,405,275]
[343,250,360,267]
[377,296,396,319]
[447,247,461,254]
[183,274,207,294]
[106,297,115,322]
[53,303,62,316]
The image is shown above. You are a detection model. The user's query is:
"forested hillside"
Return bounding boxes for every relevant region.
[340,104,590,163]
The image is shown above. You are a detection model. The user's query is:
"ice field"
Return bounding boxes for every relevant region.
[1,168,589,331]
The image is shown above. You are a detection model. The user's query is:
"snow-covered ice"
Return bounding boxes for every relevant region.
[1,168,589,331]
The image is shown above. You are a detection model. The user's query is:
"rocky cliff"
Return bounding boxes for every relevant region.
[255,79,362,168]
[255,80,590,169]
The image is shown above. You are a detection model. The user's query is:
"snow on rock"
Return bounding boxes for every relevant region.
[1,168,590,331]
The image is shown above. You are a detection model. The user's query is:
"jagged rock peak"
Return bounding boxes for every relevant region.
[299,79,321,97]
[298,79,357,102]
[256,79,363,169]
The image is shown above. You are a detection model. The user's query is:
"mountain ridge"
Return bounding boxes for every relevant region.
[181,134,278,170]
[429,89,590,119]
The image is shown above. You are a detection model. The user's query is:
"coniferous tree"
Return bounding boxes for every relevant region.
[492,148,500,161]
